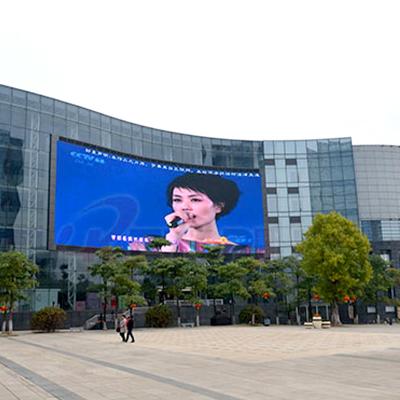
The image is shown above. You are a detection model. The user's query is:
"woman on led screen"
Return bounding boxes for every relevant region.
[161,173,240,252]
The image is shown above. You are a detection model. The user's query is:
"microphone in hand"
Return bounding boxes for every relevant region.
[167,216,185,228]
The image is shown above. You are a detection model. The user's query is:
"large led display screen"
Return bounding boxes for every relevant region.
[54,140,265,254]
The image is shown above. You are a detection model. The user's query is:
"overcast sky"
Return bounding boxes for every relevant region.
[2,1,400,145]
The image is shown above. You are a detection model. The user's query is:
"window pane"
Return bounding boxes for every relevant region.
[265,168,276,184]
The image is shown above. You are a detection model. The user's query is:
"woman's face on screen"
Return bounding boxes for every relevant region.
[171,187,222,228]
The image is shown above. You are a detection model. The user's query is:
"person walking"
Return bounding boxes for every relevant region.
[117,315,127,342]
[125,315,135,343]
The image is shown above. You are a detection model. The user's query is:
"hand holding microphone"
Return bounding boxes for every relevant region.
[166,216,185,228]
[164,212,191,245]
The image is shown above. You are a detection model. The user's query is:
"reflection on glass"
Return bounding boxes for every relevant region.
[0,129,23,250]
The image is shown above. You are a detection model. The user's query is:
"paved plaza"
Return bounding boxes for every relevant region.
[1,324,400,399]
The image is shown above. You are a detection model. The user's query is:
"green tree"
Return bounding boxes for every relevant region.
[89,247,124,329]
[149,256,198,326]
[165,257,199,327]
[264,258,292,325]
[199,245,225,316]
[147,237,172,252]
[180,261,208,327]
[214,259,249,324]
[122,255,149,315]
[361,255,395,323]
[89,247,145,329]
[0,251,39,334]
[281,255,318,324]
[241,257,270,325]
[141,277,159,305]
[149,257,174,305]
[296,212,372,326]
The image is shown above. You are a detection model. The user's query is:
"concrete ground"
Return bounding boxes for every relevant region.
[1,324,400,400]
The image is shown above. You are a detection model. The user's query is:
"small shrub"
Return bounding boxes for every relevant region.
[145,304,172,328]
[239,305,265,325]
[31,307,66,332]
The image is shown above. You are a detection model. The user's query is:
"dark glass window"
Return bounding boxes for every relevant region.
[332,166,344,180]
[40,114,53,133]
[162,131,172,145]
[268,217,279,224]
[151,129,161,144]
[182,135,191,147]
[12,90,26,106]
[121,122,131,136]
[78,109,90,125]
[172,147,183,163]
[343,166,355,180]
[142,141,153,157]
[90,111,101,128]
[288,187,299,194]
[119,136,131,153]
[111,118,121,133]
[0,104,11,125]
[290,216,301,223]
[0,86,11,102]
[101,115,111,131]
[90,127,101,145]
[131,140,142,156]
[162,145,173,161]
[54,101,66,117]
[266,187,277,194]
[67,104,78,121]
[191,136,202,148]
[54,117,66,136]
[171,134,182,147]
[285,158,297,165]
[151,143,163,159]
[111,134,122,151]
[78,124,90,143]
[27,93,40,110]
[265,159,275,165]
[340,139,352,151]
[232,154,253,168]
[10,126,24,142]
[40,97,53,113]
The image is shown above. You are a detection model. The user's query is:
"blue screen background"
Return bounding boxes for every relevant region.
[54,140,265,253]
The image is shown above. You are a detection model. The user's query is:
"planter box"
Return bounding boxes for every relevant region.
[312,316,322,329]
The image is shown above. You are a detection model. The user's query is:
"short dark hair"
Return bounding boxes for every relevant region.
[167,173,240,218]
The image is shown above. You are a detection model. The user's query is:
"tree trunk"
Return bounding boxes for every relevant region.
[1,308,7,333]
[295,306,301,326]
[307,289,312,322]
[376,304,381,324]
[251,313,255,325]
[275,302,280,325]
[8,314,13,334]
[374,290,380,323]
[331,302,342,326]
[353,301,358,324]
[213,298,217,315]
[8,301,14,334]
[102,299,107,330]
[196,311,200,327]
[161,274,166,304]
[176,298,181,327]
[230,296,235,325]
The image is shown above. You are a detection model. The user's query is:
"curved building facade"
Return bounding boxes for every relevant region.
[0,84,397,311]
[354,145,400,264]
